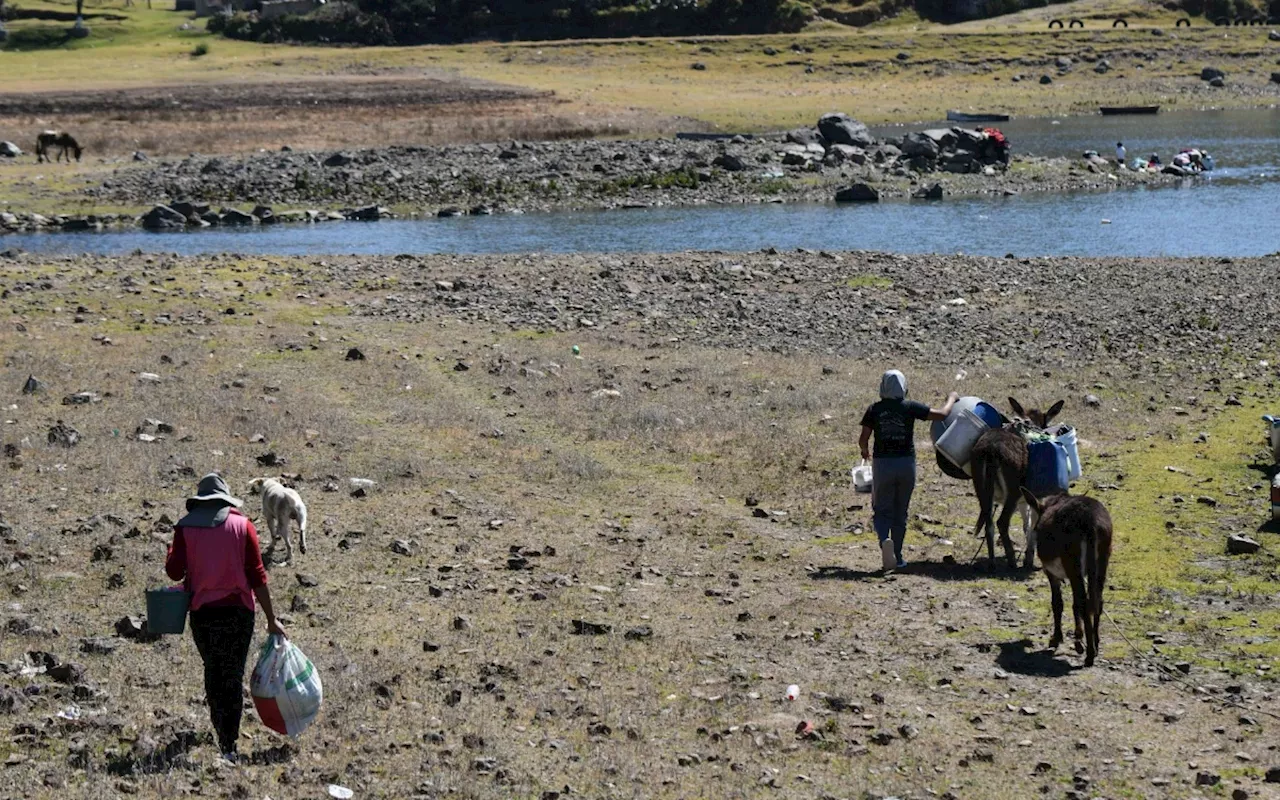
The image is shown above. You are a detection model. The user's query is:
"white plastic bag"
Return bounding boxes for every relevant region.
[851,460,873,494]
[251,634,322,737]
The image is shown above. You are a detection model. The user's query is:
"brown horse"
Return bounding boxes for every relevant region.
[35,130,82,163]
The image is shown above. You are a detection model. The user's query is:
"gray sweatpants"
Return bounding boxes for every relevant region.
[872,456,916,561]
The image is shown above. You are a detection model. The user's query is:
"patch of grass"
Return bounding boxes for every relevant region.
[190,41,210,58]
[845,274,893,288]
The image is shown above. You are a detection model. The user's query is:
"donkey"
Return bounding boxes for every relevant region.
[1019,488,1113,666]
[35,130,82,163]
[970,397,1064,569]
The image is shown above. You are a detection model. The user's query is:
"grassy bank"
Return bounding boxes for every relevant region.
[0,0,1276,156]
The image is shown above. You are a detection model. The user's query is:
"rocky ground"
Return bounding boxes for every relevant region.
[0,116,1176,232]
[0,249,1277,799]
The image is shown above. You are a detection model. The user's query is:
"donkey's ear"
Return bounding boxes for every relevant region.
[1008,397,1025,418]
[1045,400,1065,423]
[1019,486,1042,514]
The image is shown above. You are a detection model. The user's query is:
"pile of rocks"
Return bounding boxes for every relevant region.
[783,114,1008,179]
[140,202,392,230]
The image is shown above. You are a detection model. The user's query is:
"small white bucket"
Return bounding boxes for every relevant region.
[1053,425,1082,482]
[935,407,988,472]
[851,460,873,494]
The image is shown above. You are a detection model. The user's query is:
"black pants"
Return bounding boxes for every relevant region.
[189,605,255,754]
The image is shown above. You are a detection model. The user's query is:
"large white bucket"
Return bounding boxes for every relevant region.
[1264,416,1280,464]
[1053,425,1082,482]
[935,407,988,472]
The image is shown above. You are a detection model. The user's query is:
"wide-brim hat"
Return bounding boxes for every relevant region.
[186,473,243,511]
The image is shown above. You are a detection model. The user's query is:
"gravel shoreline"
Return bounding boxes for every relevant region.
[1,126,1181,234]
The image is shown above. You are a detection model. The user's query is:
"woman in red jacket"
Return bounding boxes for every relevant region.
[166,473,285,762]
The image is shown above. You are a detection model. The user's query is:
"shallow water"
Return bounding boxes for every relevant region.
[5,109,1279,258]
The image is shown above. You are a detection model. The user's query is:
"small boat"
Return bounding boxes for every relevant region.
[675,132,757,141]
[1099,106,1160,115]
[946,110,1010,123]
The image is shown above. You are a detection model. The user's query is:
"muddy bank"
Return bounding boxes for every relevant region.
[61,128,1177,224]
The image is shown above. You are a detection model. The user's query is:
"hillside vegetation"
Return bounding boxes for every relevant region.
[207,0,1280,46]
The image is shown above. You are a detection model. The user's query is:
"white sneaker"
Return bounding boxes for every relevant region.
[881,539,897,571]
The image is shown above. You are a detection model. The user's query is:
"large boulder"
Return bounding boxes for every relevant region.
[900,132,940,160]
[0,141,21,158]
[941,153,979,173]
[952,127,986,152]
[1200,66,1225,81]
[817,113,875,148]
[835,183,879,203]
[170,200,209,220]
[785,128,823,147]
[219,208,256,225]
[828,144,867,165]
[140,205,186,230]
[323,152,354,167]
[712,153,747,172]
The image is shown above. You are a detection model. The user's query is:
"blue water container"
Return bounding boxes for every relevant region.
[973,401,1004,429]
[1025,440,1070,498]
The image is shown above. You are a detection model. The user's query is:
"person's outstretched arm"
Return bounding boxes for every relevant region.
[926,392,961,422]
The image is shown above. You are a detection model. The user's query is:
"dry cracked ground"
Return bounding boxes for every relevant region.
[0,249,1277,800]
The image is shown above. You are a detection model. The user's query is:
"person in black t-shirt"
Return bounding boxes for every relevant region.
[858,371,958,571]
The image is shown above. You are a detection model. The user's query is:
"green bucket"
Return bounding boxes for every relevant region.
[145,588,191,635]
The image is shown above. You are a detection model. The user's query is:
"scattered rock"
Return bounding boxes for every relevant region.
[1226,534,1261,555]
[817,113,875,148]
[1039,75,1053,84]
[712,153,747,172]
[48,421,81,448]
[114,616,156,642]
[22,375,44,394]
[0,141,22,158]
[1209,76,1225,87]
[323,152,353,167]
[571,619,612,636]
[390,539,416,556]
[295,573,320,588]
[345,348,366,361]
[624,626,653,641]
[1084,393,1101,407]
[835,183,879,203]
[913,183,945,200]
[140,205,186,230]
[47,662,85,684]
[1201,66,1225,81]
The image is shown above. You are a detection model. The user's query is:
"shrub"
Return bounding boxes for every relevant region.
[190,41,210,57]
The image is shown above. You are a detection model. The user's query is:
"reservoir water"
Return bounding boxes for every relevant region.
[4,108,1277,257]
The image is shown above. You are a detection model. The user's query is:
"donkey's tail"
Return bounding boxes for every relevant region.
[971,457,997,539]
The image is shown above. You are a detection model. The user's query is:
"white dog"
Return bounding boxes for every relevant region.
[247,478,308,563]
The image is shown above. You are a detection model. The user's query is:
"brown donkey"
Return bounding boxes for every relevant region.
[1019,488,1113,666]
[969,397,1063,569]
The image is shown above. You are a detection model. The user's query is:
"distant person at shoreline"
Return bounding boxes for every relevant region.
[1115,142,1126,165]
[859,372,959,571]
